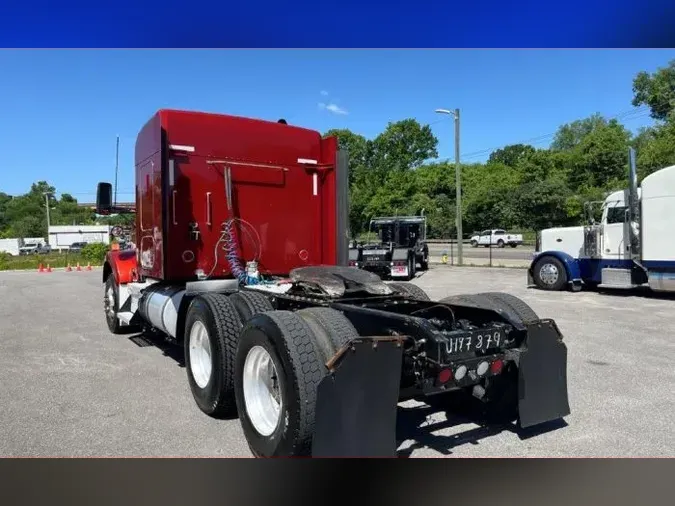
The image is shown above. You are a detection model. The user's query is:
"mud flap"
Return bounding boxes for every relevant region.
[517,320,571,428]
[311,338,404,457]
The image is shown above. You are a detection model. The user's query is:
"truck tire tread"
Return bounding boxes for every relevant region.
[185,293,242,419]
[477,292,540,324]
[388,281,431,301]
[229,290,274,323]
[297,307,358,362]
[235,310,326,457]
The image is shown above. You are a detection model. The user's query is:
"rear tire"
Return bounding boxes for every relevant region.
[510,243,517,248]
[235,310,349,457]
[297,307,357,361]
[533,256,567,291]
[476,292,539,324]
[229,290,274,323]
[184,293,242,419]
[388,281,431,301]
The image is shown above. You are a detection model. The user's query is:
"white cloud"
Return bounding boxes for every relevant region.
[318,102,348,115]
[320,90,329,96]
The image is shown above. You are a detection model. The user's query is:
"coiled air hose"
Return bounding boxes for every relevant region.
[222,218,262,285]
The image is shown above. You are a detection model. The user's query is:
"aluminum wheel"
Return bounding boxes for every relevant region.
[539,263,559,285]
[104,285,115,317]
[242,345,282,437]
[189,320,213,389]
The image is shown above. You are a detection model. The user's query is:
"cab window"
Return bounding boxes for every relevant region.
[606,206,627,224]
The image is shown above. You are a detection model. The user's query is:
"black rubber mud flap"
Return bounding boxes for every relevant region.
[312,337,404,457]
[517,319,571,428]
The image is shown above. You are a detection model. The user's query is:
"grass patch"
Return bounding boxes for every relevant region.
[0,252,101,271]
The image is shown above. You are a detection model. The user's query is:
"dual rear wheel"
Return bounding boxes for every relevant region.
[182,291,358,457]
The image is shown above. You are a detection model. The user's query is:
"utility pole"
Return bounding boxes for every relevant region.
[454,108,463,266]
[43,192,52,244]
[434,107,463,265]
[114,135,120,207]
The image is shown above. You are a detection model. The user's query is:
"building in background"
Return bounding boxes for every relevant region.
[48,225,111,251]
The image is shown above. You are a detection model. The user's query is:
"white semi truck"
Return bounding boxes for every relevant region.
[528,148,675,293]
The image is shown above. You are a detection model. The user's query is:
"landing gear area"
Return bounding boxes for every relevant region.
[104,265,570,457]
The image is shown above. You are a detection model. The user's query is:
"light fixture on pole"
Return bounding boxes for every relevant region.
[434,108,463,266]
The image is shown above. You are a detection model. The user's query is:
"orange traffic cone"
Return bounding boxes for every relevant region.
[38,263,44,273]
[46,264,52,273]
[86,263,92,271]
[76,262,82,272]
[66,264,72,272]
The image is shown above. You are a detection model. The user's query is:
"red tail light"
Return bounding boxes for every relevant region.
[437,368,453,384]
[490,359,504,374]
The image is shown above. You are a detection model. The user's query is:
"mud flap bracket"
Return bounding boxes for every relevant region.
[517,319,570,428]
[312,337,404,457]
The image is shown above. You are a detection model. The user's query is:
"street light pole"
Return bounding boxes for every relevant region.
[453,108,462,266]
[434,108,463,265]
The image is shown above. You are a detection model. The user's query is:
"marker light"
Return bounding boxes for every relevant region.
[454,365,468,381]
[476,361,490,376]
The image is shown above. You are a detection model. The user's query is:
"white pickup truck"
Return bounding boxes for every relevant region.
[470,229,523,248]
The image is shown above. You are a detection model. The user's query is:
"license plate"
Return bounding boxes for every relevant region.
[444,329,505,354]
[392,266,408,275]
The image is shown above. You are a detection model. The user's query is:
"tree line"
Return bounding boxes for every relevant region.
[1,60,674,241]
[329,59,675,238]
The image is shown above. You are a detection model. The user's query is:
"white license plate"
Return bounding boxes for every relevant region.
[391,266,409,276]
[444,329,505,354]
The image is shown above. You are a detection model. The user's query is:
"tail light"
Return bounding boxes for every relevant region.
[490,359,504,374]
[349,261,359,267]
[535,231,541,252]
[437,368,453,384]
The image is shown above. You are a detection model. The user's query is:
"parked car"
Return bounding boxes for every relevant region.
[18,242,52,255]
[69,242,88,254]
[470,229,523,248]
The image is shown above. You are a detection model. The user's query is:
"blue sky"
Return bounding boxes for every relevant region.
[1,49,674,202]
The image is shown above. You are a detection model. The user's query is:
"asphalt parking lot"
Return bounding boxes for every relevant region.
[1,266,673,457]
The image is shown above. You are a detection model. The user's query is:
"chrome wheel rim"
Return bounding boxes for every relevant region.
[243,345,282,437]
[189,320,212,389]
[539,263,559,285]
[104,285,115,318]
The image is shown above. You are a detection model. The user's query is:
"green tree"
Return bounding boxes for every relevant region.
[634,115,675,179]
[370,119,438,173]
[550,114,607,151]
[487,144,536,167]
[632,60,675,121]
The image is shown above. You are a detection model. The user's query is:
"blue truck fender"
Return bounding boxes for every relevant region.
[529,250,583,289]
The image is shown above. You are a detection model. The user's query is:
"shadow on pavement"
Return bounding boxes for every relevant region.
[396,402,568,458]
[128,329,186,367]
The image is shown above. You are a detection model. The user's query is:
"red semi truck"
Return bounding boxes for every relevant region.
[98,109,570,457]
